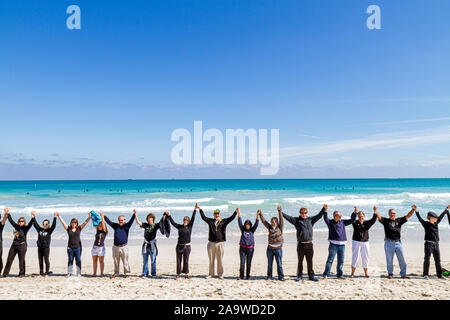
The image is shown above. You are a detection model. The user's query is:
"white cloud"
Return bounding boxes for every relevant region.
[280,126,450,159]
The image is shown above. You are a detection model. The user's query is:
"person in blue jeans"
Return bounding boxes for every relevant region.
[323,206,357,279]
[237,208,259,280]
[57,212,91,277]
[259,206,285,281]
[374,205,415,279]
[135,211,170,277]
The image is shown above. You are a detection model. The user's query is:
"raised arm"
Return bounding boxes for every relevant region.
[189,209,196,226]
[251,215,259,233]
[99,213,107,232]
[7,213,18,229]
[166,211,182,229]
[404,205,416,220]
[79,212,92,230]
[237,208,244,231]
[366,213,378,229]
[311,205,327,225]
[259,210,270,229]
[415,211,426,227]
[50,214,57,232]
[282,211,295,225]
[32,213,43,232]
[344,207,357,226]
[323,208,330,226]
[437,205,450,224]
[223,209,237,226]
[277,205,284,231]
[125,211,136,228]
[134,210,142,227]
[25,212,35,231]
[1,208,9,226]
[198,205,209,222]
[373,206,382,222]
[56,212,68,230]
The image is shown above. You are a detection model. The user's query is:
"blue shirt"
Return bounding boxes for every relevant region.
[104,214,135,246]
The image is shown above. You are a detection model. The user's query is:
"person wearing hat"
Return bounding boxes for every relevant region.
[199,205,237,279]
[415,205,450,279]
[374,205,415,279]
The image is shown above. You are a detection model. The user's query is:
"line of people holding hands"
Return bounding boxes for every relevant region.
[0,203,448,280]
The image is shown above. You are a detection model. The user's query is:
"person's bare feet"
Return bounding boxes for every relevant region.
[110,274,117,279]
[125,274,130,278]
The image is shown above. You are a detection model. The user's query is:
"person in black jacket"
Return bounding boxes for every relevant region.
[32,211,57,276]
[2,208,35,277]
[282,204,327,282]
[200,205,237,279]
[350,207,377,278]
[166,204,197,279]
[0,208,9,275]
[415,205,449,279]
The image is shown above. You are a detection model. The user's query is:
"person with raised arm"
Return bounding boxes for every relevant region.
[374,205,415,279]
[166,204,197,279]
[103,211,135,278]
[350,207,377,278]
[2,209,35,277]
[322,207,357,279]
[92,212,108,277]
[260,205,285,281]
[135,209,170,278]
[200,205,237,279]
[415,205,449,279]
[282,204,326,282]
[0,208,9,275]
[237,208,259,280]
[32,211,57,276]
[57,212,91,277]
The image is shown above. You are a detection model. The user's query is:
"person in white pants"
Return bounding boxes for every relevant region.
[350,207,377,278]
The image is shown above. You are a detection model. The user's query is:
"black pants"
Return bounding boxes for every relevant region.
[297,242,315,279]
[0,245,3,275]
[176,245,191,275]
[239,246,254,279]
[3,243,27,276]
[423,241,442,277]
[38,247,50,275]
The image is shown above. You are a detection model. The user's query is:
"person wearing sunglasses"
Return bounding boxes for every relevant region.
[374,205,415,279]
[166,204,197,279]
[2,208,35,277]
[0,208,11,275]
[282,204,327,282]
[57,211,91,277]
[200,205,237,280]
[32,211,57,276]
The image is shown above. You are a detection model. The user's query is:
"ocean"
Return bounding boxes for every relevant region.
[0,179,449,244]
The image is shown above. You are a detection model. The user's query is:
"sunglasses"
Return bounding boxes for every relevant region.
[300,212,308,215]
[18,220,25,223]
[43,223,49,226]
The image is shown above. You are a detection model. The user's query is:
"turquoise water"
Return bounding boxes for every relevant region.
[0,179,449,242]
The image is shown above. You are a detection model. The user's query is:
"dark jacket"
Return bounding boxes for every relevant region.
[323,212,356,242]
[352,214,377,242]
[260,211,284,246]
[282,208,325,243]
[33,217,57,248]
[104,213,135,246]
[200,209,237,242]
[168,210,196,245]
[8,215,34,245]
[416,210,447,242]
[238,217,259,247]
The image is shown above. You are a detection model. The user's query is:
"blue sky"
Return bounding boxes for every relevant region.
[1,0,450,179]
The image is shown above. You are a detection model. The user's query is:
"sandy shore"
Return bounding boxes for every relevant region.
[0,234,449,300]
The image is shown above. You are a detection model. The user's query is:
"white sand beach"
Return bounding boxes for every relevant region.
[0,233,448,300]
